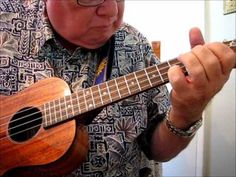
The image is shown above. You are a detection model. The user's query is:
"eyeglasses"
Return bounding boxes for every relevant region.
[77,0,123,7]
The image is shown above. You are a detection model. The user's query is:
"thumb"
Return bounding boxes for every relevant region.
[189,27,205,49]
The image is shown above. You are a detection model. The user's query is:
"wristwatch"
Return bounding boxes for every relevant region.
[165,108,203,138]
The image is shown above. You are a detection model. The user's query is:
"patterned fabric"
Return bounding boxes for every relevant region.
[0,0,170,177]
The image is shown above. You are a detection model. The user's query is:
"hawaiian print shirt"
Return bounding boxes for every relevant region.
[0,0,170,177]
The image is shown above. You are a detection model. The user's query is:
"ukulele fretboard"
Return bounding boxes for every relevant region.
[42,58,185,127]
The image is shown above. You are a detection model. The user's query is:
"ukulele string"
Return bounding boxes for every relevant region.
[0,61,173,124]
[0,61,180,136]
[1,40,235,140]
[0,61,183,140]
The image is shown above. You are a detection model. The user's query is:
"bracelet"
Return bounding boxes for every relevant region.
[165,107,202,138]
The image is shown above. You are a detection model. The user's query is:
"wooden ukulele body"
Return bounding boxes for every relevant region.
[0,78,89,177]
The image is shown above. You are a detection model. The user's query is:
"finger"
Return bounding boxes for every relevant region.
[189,27,205,49]
[206,42,236,74]
[168,65,188,92]
[178,52,208,88]
[191,45,222,82]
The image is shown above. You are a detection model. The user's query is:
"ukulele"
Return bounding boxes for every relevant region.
[0,40,235,177]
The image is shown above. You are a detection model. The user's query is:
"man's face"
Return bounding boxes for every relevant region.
[45,0,124,49]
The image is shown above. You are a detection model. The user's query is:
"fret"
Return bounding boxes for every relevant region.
[133,72,141,91]
[71,94,80,116]
[90,87,96,109]
[144,68,152,87]
[83,88,94,111]
[135,69,151,91]
[54,99,61,123]
[45,102,50,125]
[58,98,63,122]
[116,76,130,98]
[90,85,103,108]
[167,60,171,67]
[63,96,69,120]
[51,100,57,124]
[53,100,59,124]
[155,65,164,83]
[169,58,186,71]
[45,101,53,126]
[124,75,131,95]
[42,104,46,127]
[65,95,73,118]
[82,89,88,111]
[75,90,86,114]
[126,73,139,95]
[105,82,112,102]
[69,95,75,117]
[106,80,119,101]
[97,84,104,105]
[75,92,81,114]
[43,103,50,127]
[158,62,170,83]
[145,66,156,86]
[59,97,68,122]
[114,79,121,98]
[99,82,112,105]
[49,101,54,125]
[107,80,120,101]
[168,59,177,65]
[60,97,67,121]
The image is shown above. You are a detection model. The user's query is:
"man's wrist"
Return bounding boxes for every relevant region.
[165,107,203,138]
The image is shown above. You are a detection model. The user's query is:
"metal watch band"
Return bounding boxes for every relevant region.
[165,108,203,138]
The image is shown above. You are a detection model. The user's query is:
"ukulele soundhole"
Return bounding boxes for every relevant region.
[8,107,42,142]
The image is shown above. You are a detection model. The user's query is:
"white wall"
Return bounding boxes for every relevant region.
[123,0,205,60]
[204,1,236,177]
[124,1,205,176]
[124,1,236,177]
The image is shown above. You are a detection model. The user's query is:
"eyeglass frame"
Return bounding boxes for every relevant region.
[77,0,123,7]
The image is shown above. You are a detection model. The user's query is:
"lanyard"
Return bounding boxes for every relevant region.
[94,35,114,85]
[94,57,108,85]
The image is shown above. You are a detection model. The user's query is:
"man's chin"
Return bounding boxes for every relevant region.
[78,38,111,49]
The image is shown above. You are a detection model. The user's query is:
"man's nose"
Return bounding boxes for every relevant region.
[96,0,119,17]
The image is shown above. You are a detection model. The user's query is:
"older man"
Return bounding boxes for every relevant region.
[0,0,235,177]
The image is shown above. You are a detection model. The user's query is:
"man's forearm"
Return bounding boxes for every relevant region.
[150,117,194,162]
